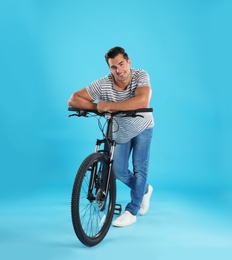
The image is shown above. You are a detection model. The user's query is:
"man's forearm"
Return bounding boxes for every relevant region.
[97,95,149,112]
[68,95,97,110]
[109,96,149,111]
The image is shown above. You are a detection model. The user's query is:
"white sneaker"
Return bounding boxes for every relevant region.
[112,211,137,227]
[138,185,153,215]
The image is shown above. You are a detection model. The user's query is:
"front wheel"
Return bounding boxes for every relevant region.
[71,153,116,247]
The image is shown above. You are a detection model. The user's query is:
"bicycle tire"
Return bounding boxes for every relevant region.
[71,153,116,246]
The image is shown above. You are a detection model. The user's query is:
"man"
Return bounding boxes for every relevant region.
[68,46,154,227]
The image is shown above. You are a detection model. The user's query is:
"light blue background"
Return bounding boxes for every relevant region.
[1,0,232,259]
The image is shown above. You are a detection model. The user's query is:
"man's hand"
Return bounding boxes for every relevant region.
[97,100,115,112]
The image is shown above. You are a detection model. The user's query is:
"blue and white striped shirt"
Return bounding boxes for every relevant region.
[86,68,154,143]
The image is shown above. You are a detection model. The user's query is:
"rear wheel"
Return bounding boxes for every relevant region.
[71,153,116,247]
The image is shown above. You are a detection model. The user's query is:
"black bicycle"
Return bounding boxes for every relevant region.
[68,107,153,246]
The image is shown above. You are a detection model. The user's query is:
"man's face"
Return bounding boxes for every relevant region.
[108,54,131,83]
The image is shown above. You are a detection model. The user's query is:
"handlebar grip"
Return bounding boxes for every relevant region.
[68,107,81,112]
[131,108,153,113]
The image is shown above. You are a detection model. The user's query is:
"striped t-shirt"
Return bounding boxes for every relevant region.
[86,68,154,143]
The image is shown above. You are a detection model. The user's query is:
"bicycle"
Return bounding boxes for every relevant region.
[68,106,153,246]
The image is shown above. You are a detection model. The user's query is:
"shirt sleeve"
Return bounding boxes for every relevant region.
[137,70,151,87]
[86,79,102,100]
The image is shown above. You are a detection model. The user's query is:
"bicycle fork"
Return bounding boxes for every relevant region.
[96,138,115,198]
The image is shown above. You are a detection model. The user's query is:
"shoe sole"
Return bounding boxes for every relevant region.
[112,218,137,227]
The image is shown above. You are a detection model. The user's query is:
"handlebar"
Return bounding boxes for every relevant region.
[68,107,153,118]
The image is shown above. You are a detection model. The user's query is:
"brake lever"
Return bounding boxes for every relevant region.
[69,113,78,117]
[121,112,144,118]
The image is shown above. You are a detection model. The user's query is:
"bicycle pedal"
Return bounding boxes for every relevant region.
[114,203,122,215]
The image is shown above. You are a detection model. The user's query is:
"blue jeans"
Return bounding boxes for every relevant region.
[113,128,153,215]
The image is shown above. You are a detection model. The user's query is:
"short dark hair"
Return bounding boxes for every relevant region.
[105,46,129,65]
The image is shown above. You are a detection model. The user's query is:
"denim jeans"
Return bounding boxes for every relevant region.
[113,127,153,215]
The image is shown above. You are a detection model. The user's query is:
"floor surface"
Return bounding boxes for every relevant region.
[1,185,232,260]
